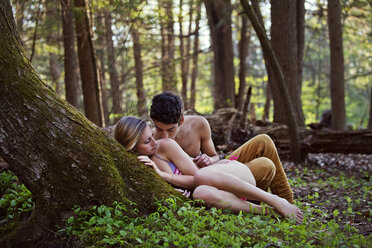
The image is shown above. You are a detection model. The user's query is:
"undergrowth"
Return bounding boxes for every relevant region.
[0,167,371,247]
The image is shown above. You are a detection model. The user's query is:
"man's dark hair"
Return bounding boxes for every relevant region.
[150,91,184,124]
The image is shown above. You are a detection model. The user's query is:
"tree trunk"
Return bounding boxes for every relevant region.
[96,13,110,125]
[0,1,177,246]
[189,1,201,110]
[251,0,272,122]
[105,5,122,124]
[368,86,372,130]
[131,25,148,118]
[240,0,302,162]
[327,0,346,130]
[236,14,251,112]
[15,0,24,38]
[271,0,305,127]
[61,0,80,109]
[159,0,177,92]
[46,1,61,96]
[204,0,235,109]
[179,0,188,108]
[74,0,105,127]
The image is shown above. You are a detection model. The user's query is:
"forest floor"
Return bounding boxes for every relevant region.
[283,153,372,237]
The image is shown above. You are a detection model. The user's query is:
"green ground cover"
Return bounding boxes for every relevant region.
[0,155,371,247]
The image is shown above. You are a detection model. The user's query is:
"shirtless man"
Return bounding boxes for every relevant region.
[150,91,294,204]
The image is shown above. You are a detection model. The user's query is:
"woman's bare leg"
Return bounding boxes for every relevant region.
[193,185,276,216]
[194,166,303,223]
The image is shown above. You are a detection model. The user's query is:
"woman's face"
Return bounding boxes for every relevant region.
[134,125,157,156]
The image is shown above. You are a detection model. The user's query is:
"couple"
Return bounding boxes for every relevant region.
[114,92,303,223]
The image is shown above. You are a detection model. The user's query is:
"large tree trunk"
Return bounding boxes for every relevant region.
[179,0,188,108]
[189,1,202,110]
[61,0,80,109]
[104,5,122,124]
[204,0,235,109]
[131,25,148,118]
[327,0,346,130]
[0,1,177,246]
[240,0,302,162]
[74,0,105,127]
[271,0,305,127]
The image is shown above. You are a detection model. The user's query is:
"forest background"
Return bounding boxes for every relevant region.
[12,0,371,129]
[1,0,372,247]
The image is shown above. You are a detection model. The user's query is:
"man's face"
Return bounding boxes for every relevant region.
[153,120,180,140]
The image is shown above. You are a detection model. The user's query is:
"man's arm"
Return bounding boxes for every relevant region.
[193,117,220,167]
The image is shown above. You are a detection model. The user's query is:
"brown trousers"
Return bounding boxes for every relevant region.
[230,134,294,204]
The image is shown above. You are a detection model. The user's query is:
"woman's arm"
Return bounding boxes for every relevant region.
[157,138,199,175]
[138,155,196,189]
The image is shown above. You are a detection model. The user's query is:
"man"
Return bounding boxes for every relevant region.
[150,91,294,204]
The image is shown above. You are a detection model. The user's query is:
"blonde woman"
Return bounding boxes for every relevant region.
[114,116,303,223]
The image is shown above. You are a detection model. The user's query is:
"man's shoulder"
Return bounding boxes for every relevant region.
[184,115,210,128]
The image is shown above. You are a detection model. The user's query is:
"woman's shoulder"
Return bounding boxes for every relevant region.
[157,138,179,151]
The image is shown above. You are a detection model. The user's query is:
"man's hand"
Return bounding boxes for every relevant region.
[193,154,213,168]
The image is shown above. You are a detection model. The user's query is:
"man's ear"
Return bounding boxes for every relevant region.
[178,115,185,126]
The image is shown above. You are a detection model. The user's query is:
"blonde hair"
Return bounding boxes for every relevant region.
[114,116,147,150]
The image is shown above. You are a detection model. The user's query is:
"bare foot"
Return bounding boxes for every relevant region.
[271,195,303,224]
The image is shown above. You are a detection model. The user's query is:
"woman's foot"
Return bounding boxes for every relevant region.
[271,195,303,224]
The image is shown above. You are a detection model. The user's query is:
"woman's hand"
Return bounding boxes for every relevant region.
[138,156,161,174]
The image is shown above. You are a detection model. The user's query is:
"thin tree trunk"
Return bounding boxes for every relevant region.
[236,14,251,112]
[179,0,188,108]
[241,0,302,162]
[263,82,272,121]
[189,1,201,110]
[240,86,252,127]
[46,1,61,96]
[251,0,272,122]
[29,0,42,63]
[74,0,105,127]
[368,86,372,130]
[328,0,346,130]
[131,25,147,118]
[159,0,177,92]
[96,14,110,125]
[204,0,235,109]
[15,0,24,37]
[61,0,80,109]
[105,5,122,124]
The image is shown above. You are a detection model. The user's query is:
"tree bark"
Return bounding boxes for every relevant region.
[368,86,372,130]
[240,0,302,162]
[327,0,346,130]
[179,0,188,108]
[159,0,177,92]
[95,13,110,125]
[189,1,202,110]
[251,0,272,122]
[204,0,235,109]
[131,25,148,118]
[46,1,62,97]
[236,14,251,112]
[104,5,122,124]
[74,0,105,127]
[0,1,177,246]
[61,0,80,109]
[271,0,305,127]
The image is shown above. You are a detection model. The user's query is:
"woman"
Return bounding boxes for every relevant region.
[114,116,303,223]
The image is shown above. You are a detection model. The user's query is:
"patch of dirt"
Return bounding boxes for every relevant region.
[283,153,372,237]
